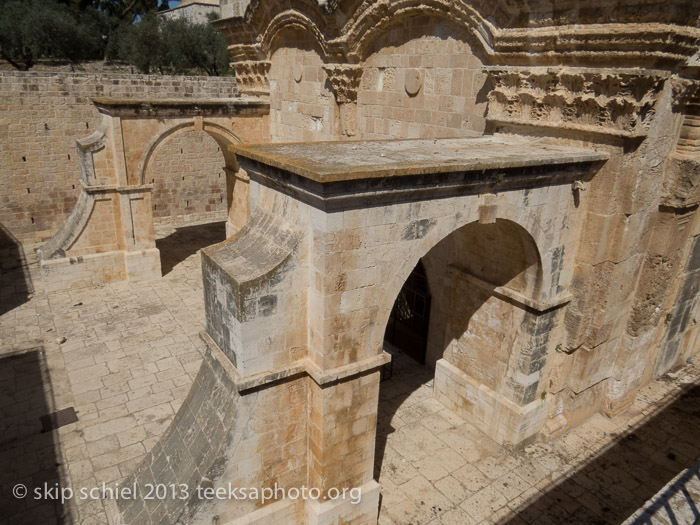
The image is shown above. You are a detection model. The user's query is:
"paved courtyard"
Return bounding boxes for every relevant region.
[0,221,225,524]
[1,220,699,525]
[376,349,700,525]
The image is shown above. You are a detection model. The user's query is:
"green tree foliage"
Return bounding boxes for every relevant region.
[0,0,105,70]
[0,0,230,75]
[57,0,158,22]
[114,14,230,75]
[99,0,157,21]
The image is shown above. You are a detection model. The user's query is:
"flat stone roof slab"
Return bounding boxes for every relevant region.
[231,137,610,183]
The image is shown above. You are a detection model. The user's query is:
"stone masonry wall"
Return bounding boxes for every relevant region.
[160,3,220,24]
[269,31,336,143]
[219,0,251,19]
[357,18,488,140]
[147,131,228,227]
[0,71,238,245]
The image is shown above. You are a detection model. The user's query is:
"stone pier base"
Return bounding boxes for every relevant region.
[304,480,380,525]
[434,359,548,448]
[39,248,161,292]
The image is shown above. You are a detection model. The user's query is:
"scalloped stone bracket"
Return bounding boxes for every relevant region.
[485,67,666,138]
[322,63,363,137]
[232,60,271,96]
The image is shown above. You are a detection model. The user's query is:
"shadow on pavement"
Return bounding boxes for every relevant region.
[155,221,227,276]
[0,348,71,525]
[502,382,700,524]
[0,223,34,316]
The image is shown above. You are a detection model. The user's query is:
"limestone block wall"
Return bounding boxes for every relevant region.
[202,190,308,376]
[220,0,251,18]
[147,131,228,227]
[0,72,238,245]
[269,32,336,143]
[521,79,700,431]
[65,195,124,257]
[357,18,488,140]
[210,0,700,473]
[160,2,220,24]
[265,18,489,143]
[230,137,606,448]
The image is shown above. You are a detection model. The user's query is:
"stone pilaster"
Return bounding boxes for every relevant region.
[322,64,363,138]
[434,267,571,448]
[224,166,250,237]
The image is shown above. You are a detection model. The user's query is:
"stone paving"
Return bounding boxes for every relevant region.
[376,349,700,525]
[0,221,226,524]
[1,220,699,525]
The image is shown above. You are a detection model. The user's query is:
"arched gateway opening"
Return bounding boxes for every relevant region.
[137,121,248,276]
[37,97,268,291]
[143,128,234,275]
[375,218,543,522]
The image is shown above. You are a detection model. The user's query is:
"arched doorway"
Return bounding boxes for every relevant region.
[375,218,547,522]
[384,260,431,364]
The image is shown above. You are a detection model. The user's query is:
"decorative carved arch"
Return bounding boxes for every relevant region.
[260,10,332,61]
[342,0,497,62]
[221,0,501,64]
[137,121,242,186]
[218,0,700,69]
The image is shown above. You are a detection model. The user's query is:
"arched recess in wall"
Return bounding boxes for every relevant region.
[356,13,492,139]
[267,25,336,142]
[375,212,545,367]
[347,0,494,62]
[260,10,330,62]
[422,219,542,369]
[375,216,543,478]
[138,121,250,235]
[137,121,242,186]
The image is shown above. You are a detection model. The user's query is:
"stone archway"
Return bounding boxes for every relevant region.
[137,120,250,238]
[111,136,605,525]
[37,97,269,292]
[375,212,552,447]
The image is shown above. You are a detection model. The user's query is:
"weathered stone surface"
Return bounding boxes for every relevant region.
[34,96,269,292]
[0,72,243,245]
[4,1,700,524]
[231,136,608,183]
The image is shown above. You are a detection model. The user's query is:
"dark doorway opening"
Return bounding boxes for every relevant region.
[384,260,431,364]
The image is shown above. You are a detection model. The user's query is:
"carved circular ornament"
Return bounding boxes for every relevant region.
[294,64,303,83]
[405,69,422,97]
